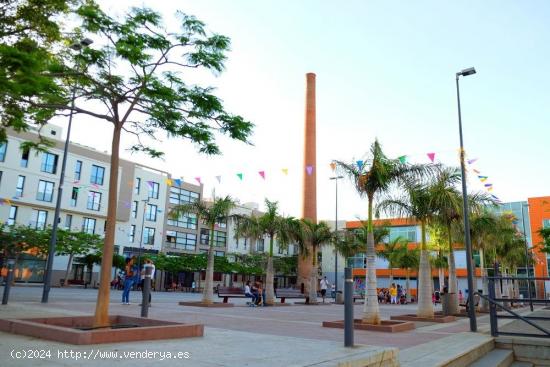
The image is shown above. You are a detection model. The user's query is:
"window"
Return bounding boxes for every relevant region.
[82,217,96,234]
[36,180,54,202]
[71,187,79,207]
[544,219,550,229]
[74,160,82,180]
[147,181,159,199]
[387,226,417,243]
[41,152,58,174]
[87,191,101,211]
[145,204,157,221]
[31,209,48,230]
[143,227,155,246]
[216,219,227,229]
[65,214,73,229]
[167,212,197,229]
[134,177,141,195]
[20,146,29,167]
[131,201,138,218]
[0,142,7,161]
[215,251,225,257]
[7,206,17,225]
[169,187,199,205]
[278,245,284,254]
[129,225,136,243]
[257,238,265,252]
[165,230,197,251]
[200,229,226,247]
[90,165,105,185]
[15,175,25,197]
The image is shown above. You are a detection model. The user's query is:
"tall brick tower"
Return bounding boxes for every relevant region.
[298,72,317,291]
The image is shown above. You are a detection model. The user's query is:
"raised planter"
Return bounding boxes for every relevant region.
[390,314,456,323]
[179,301,234,307]
[0,315,203,345]
[323,319,415,332]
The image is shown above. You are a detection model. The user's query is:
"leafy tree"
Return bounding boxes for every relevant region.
[0,0,74,144]
[539,228,550,254]
[235,199,295,304]
[56,229,102,286]
[336,140,430,324]
[294,220,333,304]
[11,3,252,326]
[379,236,408,286]
[394,246,419,303]
[171,195,236,304]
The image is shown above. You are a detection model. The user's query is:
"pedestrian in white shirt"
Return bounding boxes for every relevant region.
[320,276,330,303]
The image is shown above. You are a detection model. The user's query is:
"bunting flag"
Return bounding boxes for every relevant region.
[480,178,488,182]
[146,180,153,188]
[356,160,364,170]
[427,152,436,162]
[478,175,488,180]
[237,173,243,181]
[484,183,493,187]
[174,178,182,186]
[258,171,265,180]
[330,162,336,171]
[306,165,313,176]
[467,158,478,165]
[4,198,12,205]
[281,168,288,176]
[165,178,172,186]
[487,187,493,191]
[398,155,407,164]
[473,169,480,174]
[215,176,221,184]
[195,177,201,184]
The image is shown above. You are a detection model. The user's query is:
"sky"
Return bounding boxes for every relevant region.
[54,0,550,221]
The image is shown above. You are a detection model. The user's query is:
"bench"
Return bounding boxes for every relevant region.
[460,294,480,311]
[275,288,306,303]
[217,287,246,303]
[353,293,364,302]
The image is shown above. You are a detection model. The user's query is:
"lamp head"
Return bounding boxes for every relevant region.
[457,67,476,77]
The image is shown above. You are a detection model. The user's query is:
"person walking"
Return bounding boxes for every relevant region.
[389,283,398,304]
[320,276,330,303]
[122,257,138,305]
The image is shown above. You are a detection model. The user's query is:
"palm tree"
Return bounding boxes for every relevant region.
[336,139,429,324]
[379,236,408,286]
[377,180,437,318]
[294,220,333,304]
[171,195,235,304]
[394,246,419,303]
[234,199,294,305]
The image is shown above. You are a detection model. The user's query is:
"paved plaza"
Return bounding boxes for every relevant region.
[0,286,512,366]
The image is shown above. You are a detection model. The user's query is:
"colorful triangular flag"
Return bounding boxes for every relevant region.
[356,160,364,170]
[306,165,313,176]
[330,162,336,171]
[215,176,221,184]
[473,169,480,174]
[258,171,265,180]
[195,177,201,185]
[398,155,407,164]
[427,152,436,162]
[236,173,243,181]
[467,158,478,165]
[281,168,288,176]
[165,178,173,186]
[484,183,492,187]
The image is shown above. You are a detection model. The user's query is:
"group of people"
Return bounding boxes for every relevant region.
[244,280,266,307]
[378,283,408,304]
[121,256,156,306]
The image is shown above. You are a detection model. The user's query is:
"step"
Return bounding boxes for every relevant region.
[469,349,514,367]
[400,332,494,367]
[510,362,533,367]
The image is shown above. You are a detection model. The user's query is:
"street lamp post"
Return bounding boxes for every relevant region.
[137,198,151,277]
[330,175,343,296]
[41,38,93,303]
[456,66,477,332]
[521,203,534,311]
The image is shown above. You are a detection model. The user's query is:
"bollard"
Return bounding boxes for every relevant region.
[344,267,354,347]
[141,264,152,318]
[2,258,16,305]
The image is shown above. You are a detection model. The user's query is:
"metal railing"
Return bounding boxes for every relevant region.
[484,276,550,338]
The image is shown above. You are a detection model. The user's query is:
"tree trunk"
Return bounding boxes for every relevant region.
[362,198,381,324]
[405,269,411,303]
[265,255,275,305]
[309,248,318,304]
[93,124,121,327]
[447,227,459,314]
[438,267,445,291]
[63,253,74,287]
[202,224,216,304]
[417,221,434,318]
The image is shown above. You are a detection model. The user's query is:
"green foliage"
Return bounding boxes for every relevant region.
[294,219,333,265]
[539,228,550,254]
[379,236,408,269]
